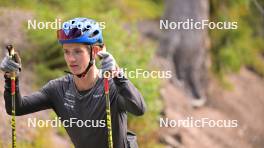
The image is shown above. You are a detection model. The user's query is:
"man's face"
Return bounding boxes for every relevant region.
[63,43,90,75]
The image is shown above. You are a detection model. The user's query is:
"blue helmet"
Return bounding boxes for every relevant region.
[57,17,103,45]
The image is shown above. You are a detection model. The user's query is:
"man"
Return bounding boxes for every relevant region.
[0,17,146,148]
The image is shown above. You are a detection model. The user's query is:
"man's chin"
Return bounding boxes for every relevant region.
[70,70,82,75]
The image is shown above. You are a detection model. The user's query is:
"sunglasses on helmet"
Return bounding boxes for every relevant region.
[57,28,83,40]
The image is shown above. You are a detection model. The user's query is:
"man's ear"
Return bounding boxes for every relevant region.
[91,45,102,58]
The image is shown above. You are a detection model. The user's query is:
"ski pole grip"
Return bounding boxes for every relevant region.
[6,45,14,56]
[6,44,16,62]
[6,44,20,67]
[6,45,17,78]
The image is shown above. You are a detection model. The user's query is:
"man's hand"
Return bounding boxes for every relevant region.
[97,51,120,78]
[0,52,22,76]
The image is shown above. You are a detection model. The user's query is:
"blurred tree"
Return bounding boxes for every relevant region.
[158,0,209,103]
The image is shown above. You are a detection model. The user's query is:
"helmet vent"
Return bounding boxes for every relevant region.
[89,30,99,37]
[82,25,91,32]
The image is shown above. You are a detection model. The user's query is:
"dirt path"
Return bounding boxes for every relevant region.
[159,68,264,148]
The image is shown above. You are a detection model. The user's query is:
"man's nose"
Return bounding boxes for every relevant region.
[67,54,77,62]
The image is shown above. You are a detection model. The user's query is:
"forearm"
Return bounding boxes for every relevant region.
[4,77,52,116]
[113,77,146,116]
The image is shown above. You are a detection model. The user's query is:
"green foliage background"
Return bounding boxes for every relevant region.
[210,0,264,86]
[0,0,263,147]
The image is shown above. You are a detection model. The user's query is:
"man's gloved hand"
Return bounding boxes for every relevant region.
[0,52,22,75]
[97,51,117,73]
[97,51,124,78]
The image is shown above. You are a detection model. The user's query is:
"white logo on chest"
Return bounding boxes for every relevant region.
[93,94,103,98]
[64,92,76,109]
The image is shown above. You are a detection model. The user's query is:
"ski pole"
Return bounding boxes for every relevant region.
[6,45,17,148]
[104,72,113,148]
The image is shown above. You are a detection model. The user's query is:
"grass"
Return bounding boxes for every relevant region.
[210,0,264,88]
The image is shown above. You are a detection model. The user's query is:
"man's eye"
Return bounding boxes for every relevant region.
[75,50,82,54]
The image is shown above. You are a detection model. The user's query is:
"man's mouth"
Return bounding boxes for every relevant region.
[70,65,78,68]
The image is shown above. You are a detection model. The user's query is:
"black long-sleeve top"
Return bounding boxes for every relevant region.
[4,74,146,148]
